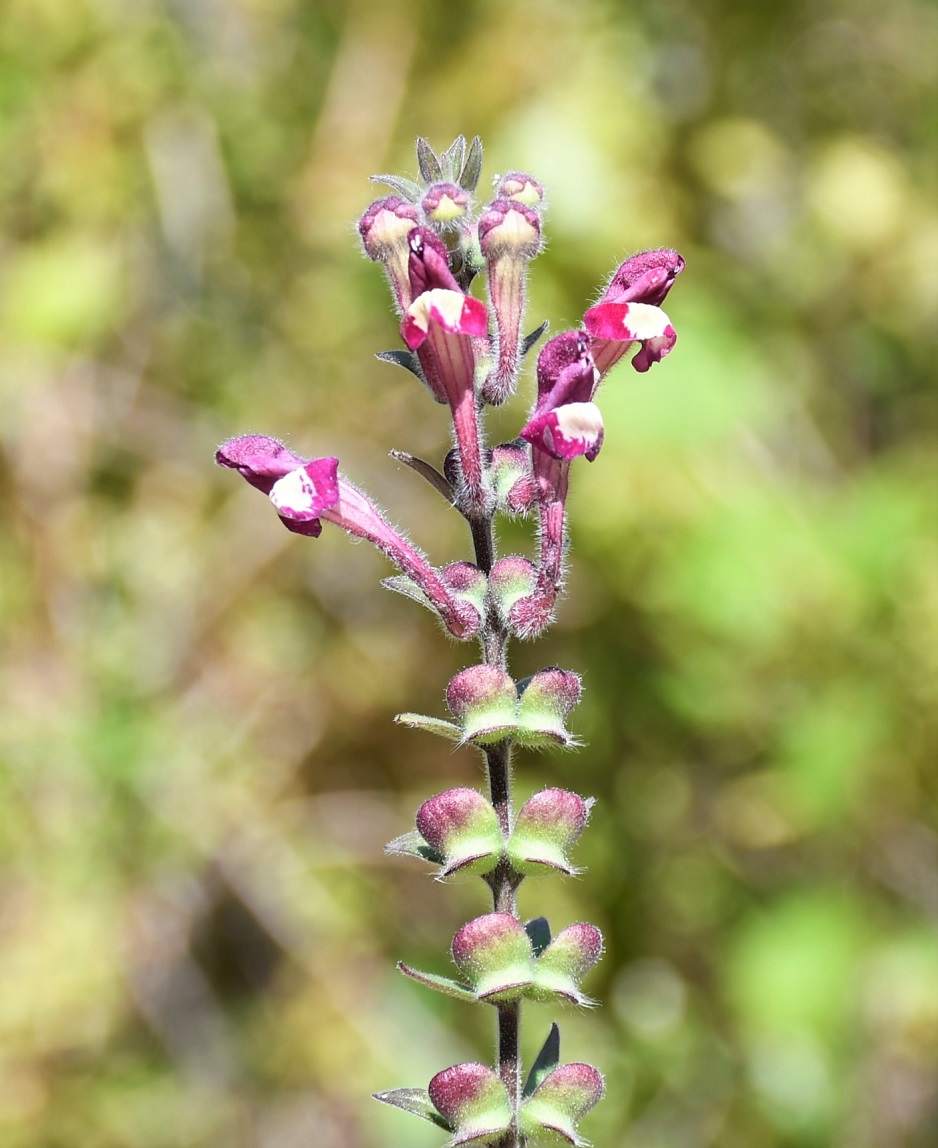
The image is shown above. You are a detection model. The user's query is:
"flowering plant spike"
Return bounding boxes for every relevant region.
[216,136,682,1147]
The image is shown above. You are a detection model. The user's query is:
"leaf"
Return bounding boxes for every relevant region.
[382,574,432,608]
[384,830,444,865]
[522,320,550,357]
[416,137,442,183]
[389,450,454,502]
[459,136,484,193]
[370,173,423,201]
[375,348,426,382]
[525,916,552,957]
[523,1023,561,1098]
[395,712,463,741]
[440,135,467,180]
[398,962,478,1001]
[373,1087,453,1130]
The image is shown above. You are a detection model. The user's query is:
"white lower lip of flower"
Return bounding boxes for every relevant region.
[618,301,672,339]
[410,288,467,334]
[269,468,325,519]
[554,401,603,452]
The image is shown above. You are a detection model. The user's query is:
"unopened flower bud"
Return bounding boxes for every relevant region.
[478,198,541,260]
[446,665,518,744]
[530,922,603,1004]
[358,196,421,311]
[428,1064,512,1143]
[507,788,592,875]
[421,181,471,226]
[496,170,546,207]
[490,443,536,515]
[488,556,538,626]
[519,1062,605,1144]
[515,668,582,748]
[414,788,502,876]
[452,913,535,1001]
[479,199,543,405]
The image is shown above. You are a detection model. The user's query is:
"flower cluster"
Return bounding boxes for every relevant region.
[217,136,682,1147]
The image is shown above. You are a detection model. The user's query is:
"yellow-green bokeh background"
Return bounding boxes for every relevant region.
[1,0,936,1145]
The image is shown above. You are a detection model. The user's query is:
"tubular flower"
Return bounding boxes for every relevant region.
[584,247,684,377]
[358,196,422,313]
[216,435,479,638]
[402,227,489,512]
[521,331,602,470]
[478,197,543,405]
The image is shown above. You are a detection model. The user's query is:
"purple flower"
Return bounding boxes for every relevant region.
[520,331,602,466]
[585,247,684,377]
[358,196,422,312]
[478,197,543,405]
[402,227,489,511]
[216,435,479,638]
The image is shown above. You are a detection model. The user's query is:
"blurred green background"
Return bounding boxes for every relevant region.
[1,0,936,1145]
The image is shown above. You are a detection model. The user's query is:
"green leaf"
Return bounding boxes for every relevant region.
[382,575,433,608]
[384,830,444,865]
[459,136,484,193]
[523,1023,561,1098]
[375,348,426,382]
[525,916,552,957]
[397,962,477,1001]
[522,320,549,357]
[416,137,442,183]
[395,712,463,741]
[370,173,423,201]
[440,135,467,180]
[373,1087,452,1130]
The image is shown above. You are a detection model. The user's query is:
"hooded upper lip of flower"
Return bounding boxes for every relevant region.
[215,434,338,537]
[601,247,685,308]
[518,331,604,463]
[584,247,684,377]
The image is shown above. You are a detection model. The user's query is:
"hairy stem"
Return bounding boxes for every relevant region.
[473,513,523,1148]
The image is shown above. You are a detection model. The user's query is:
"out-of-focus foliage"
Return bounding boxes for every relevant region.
[1,0,936,1145]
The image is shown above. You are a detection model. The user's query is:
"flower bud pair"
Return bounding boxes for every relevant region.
[386,786,591,878]
[399,912,603,1008]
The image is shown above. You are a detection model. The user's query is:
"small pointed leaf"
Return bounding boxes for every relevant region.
[397,962,477,1001]
[524,916,552,957]
[375,348,426,381]
[373,1087,453,1130]
[395,712,463,741]
[523,1023,561,1098]
[370,173,423,201]
[440,135,467,180]
[382,574,433,607]
[522,320,549,357]
[385,830,444,864]
[459,136,484,193]
[389,450,454,501]
[416,137,442,182]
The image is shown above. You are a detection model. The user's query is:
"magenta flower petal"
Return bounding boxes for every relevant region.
[402,289,489,349]
[520,401,604,462]
[533,330,599,413]
[601,248,684,307]
[269,458,340,522]
[584,300,677,376]
[215,435,307,494]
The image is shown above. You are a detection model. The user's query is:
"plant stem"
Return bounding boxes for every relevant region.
[473,511,523,1148]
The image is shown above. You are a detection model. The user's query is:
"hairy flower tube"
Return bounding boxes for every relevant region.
[216,136,682,1148]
